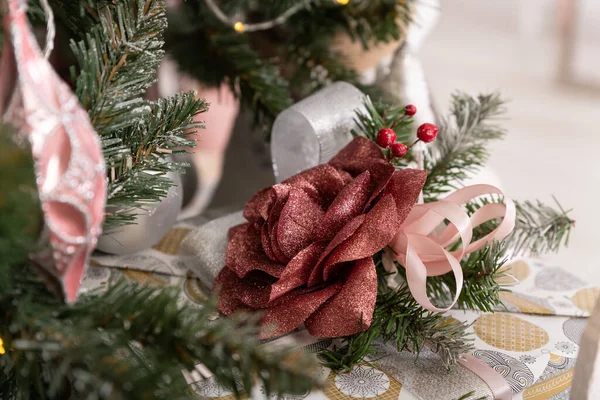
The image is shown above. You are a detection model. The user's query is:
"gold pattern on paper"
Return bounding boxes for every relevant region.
[573,287,600,313]
[152,228,192,255]
[183,276,209,304]
[121,269,170,286]
[496,260,530,284]
[324,365,401,399]
[474,314,549,351]
[499,292,553,315]
[523,369,574,399]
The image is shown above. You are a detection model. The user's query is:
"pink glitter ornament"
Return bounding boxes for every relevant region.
[2,0,107,303]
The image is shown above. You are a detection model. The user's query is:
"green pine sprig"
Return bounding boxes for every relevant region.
[423,92,506,201]
[466,197,575,256]
[69,0,167,135]
[352,97,416,165]
[320,256,474,372]
[0,275,319,399]
[164,0,415,134]
[65,0,208,228]
[103,91,208,229]
[513,199,574,255]
[427,241,509,313]
[353,97,413,143]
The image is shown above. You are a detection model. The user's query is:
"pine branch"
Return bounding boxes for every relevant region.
[427,241,509,313]
[320,280,474,371]
[353,98,412,142]
[423,92,507,201]
[70,0,167,135]
[103,91,208,229]
[1,130,317,399]
[164,0,415,135]
[165,7,292,134]
[465,197,574,256]
[0,276,319,399]
[48,1,114,37]
[0,126,41,292]
[512,198,574,255]
[352,97,415,164]
[66,1,208,228]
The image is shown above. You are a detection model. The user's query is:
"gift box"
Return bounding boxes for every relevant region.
[89,226,594,400]
[89,83,588,399]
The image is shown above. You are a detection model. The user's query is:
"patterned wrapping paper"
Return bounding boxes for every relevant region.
[496,258,598,317]
[88,228,598,399]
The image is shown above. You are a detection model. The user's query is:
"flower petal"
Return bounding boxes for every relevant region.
[277,189,324,259]
[317,171,371,241]
[384,169,427,224]
[329,137,385,174]
[259,282,343,339]
[226,223,285,278]
[364,160,395,210]
[244,187,273,222]
[305,257,377,337]
[228,223,249,240]
[328,137,395,209]
[270,241,327,301]
[283,164,349,207]
[261,222,277,261]
[213,267,254,315]
[307,214,365,287]
[322,195,398,281]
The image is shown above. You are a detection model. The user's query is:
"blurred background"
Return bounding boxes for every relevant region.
[421,0,600,279]
[200,0,600,281]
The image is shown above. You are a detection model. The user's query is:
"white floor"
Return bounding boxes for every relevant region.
[421,1,600,282]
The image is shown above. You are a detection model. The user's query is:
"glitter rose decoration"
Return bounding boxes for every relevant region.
[214,137,426,338]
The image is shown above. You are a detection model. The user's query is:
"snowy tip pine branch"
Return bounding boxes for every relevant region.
[424,92,507,201]
[512,198,575,256]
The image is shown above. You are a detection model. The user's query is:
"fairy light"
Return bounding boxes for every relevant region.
[233,21,245,32]
[0,338,5,355]
[205,0,318,33]
[336,0,350,5]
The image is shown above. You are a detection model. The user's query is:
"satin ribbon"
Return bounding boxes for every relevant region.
[459,355,513,400]
[386,184,516,312]
[271,82,363,183]
[386,184,516,398]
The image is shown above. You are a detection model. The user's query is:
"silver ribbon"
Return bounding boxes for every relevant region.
[180,211,245,288]
[271,81,364,182]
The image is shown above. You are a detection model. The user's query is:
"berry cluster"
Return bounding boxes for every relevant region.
[375,104,438,161]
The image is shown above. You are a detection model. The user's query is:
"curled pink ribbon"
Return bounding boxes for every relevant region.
[386,184,516,312]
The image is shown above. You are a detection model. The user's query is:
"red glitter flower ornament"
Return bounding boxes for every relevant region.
[214,137,426,338]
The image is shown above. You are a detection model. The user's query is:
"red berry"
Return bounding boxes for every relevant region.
[390,142,407,158]
[376,128,397,148]
[417,123,438,143]
[404,104,417,116]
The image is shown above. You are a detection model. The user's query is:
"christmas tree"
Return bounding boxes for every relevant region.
[0,0,316,398]
[0,0,576,399]
[164,0,414,133]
